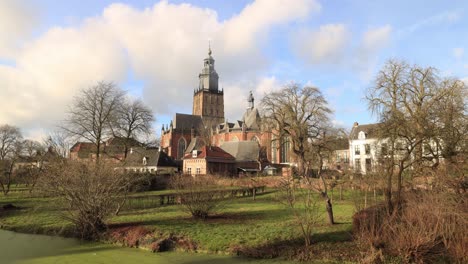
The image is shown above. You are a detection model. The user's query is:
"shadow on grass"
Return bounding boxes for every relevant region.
[110,207,288,228]
[229,230,358,262]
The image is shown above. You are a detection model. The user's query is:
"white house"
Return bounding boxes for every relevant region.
[349,122,383,174]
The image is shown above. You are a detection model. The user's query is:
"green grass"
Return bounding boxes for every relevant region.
[0,188,370,262]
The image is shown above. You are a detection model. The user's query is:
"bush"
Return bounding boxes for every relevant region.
[37,161,136,240]
[170,174,226,219]
[354,191,467,263]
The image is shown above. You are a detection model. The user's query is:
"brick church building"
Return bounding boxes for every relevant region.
[160,48,292,172]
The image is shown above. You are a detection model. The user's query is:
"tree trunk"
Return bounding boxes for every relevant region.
[324,194,335,225]
[395,164,404,211]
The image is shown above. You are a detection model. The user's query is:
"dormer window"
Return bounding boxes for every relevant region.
[358,131,366,140]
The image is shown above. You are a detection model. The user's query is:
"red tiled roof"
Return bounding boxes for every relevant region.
[183,146,235,161]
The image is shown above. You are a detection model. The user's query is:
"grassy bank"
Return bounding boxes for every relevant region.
[0,186,367,262]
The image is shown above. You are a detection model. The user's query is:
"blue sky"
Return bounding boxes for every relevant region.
[1,0,467,140]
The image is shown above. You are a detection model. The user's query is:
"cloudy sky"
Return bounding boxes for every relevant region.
[1,0,467,140]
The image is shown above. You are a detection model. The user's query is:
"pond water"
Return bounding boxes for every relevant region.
[0,230,291,264]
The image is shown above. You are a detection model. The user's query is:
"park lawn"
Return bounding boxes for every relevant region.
[0,188,361,261]
[111,191,356,253]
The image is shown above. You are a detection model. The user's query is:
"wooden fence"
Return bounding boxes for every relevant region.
[124,186,266,210]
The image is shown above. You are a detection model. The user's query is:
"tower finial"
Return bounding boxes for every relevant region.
[208,40,212,56]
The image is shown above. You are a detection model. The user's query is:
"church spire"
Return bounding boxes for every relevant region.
[247,90,254,109]
[208,41,212,56]
[198,44,219,91]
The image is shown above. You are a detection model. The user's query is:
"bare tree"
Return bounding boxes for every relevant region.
[113,98,155,159]
[366,59,467,212]
[432,78,467,162]
[277,176,322,247]
[0,124,22,160]
[0,125,23,195]
[308,127,348,224]
[62,81,125,161]
[261,83,332,176]
[45,130,72,158]
[37,160,136,239]
[171,175,226,220]
[22,139,43,157]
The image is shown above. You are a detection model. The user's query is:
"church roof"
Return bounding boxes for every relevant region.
[184,137,206,154]
[220,141,259,162]
[173,113,203,130]
[242,107,261,130]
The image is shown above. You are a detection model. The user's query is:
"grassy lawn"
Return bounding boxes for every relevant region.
[0,186,367,262]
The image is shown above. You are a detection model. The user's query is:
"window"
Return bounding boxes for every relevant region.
[365,144,370,155]
[354,159,361,172]
[271,140,278,163]
[336,153,341,162]
[354,145,360,155]
[177,138,186,159]
[196,167,201,175]
[343,152,349,163]
[187,167,192,174]
[281,137,290,163]
[381,143,388,155]
[358,131,366,139]
[365,158,372,172]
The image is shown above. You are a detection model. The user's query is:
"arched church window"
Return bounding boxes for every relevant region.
[251,136,259,142]
[280,136,290,163]
[177,138,186,159]
[271,139,278,163]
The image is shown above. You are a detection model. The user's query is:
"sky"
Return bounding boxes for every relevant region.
[1,0,467,141]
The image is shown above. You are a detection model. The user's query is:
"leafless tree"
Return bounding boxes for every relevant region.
[0,124,22,161]
[170,174,226,219]
[45,130,72,158]
[277,176,322,247]
[366,59,467,213]
[431,78,467,162]
[22,139,43,157]
[261,83,332,176]
[113,98,155,159]
[307,127,348,224]
[0,124,23,195]
[62,81,125,161]
[37,160,136,239]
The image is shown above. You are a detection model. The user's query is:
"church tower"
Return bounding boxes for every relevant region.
[192,46,225,124]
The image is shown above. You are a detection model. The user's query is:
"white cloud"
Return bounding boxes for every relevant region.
[223,76,282,121]
[291,24,392,79]
[0,0,320,137]
[292,24,350,64]
[400,10,461,36]
[354,25,392,80]
[0,0,38,59]
[461,77,468,85]
[453,47,464,60]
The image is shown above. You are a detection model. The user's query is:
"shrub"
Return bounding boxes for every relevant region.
[171,174,226,219]
[354,191,467,263]
[37,161,136,240]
